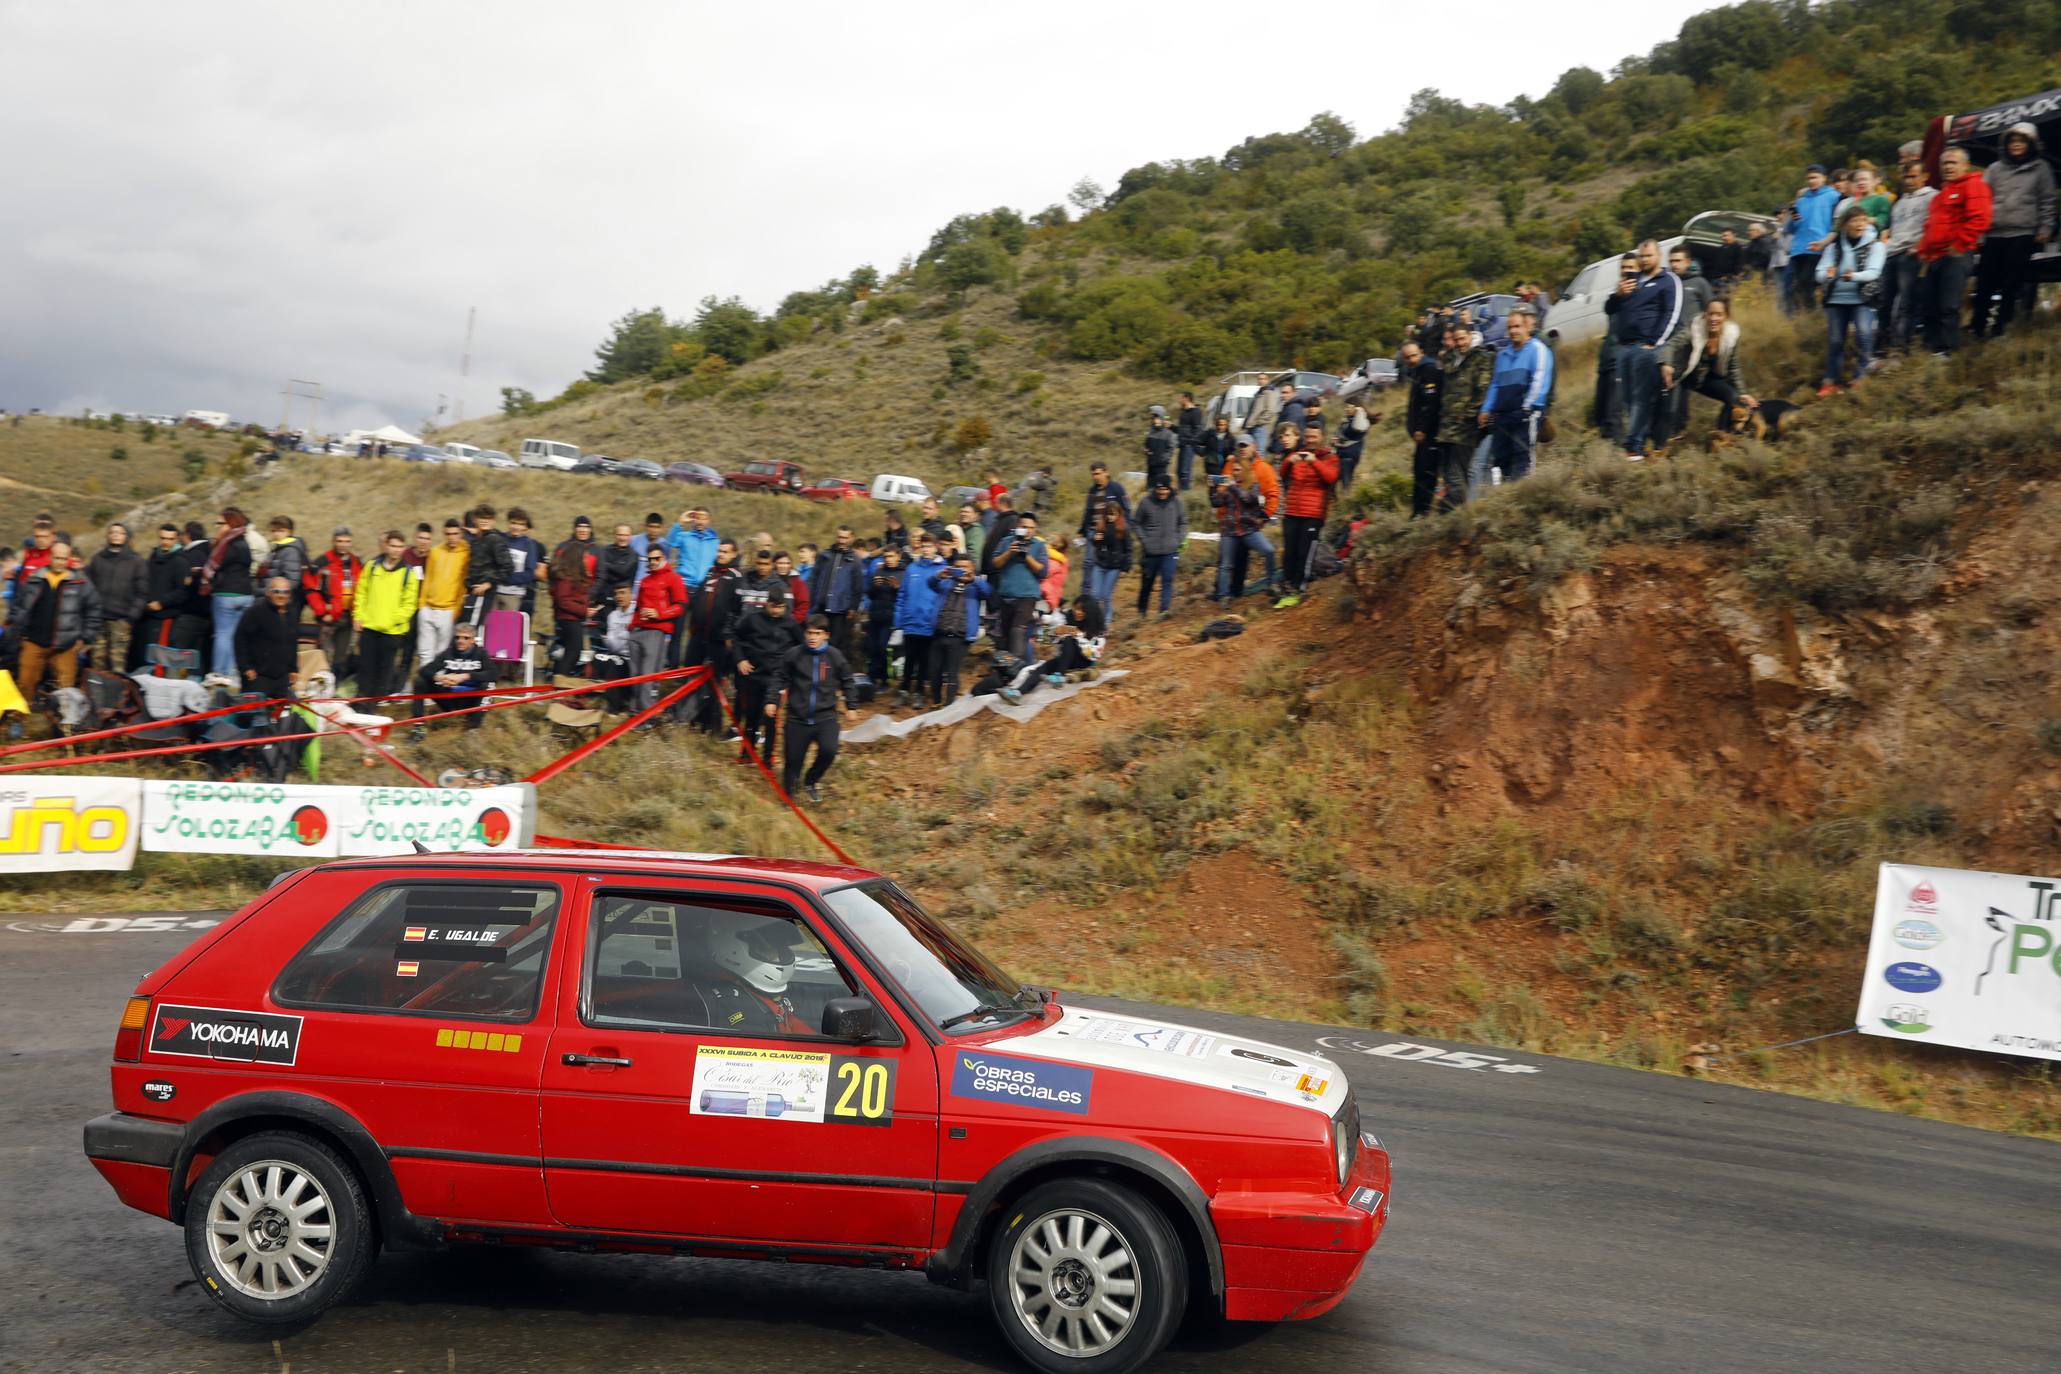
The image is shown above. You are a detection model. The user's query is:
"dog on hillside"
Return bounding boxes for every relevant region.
[1703,398,1801,451]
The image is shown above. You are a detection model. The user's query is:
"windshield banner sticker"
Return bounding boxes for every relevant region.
[1065,1016,1217,1058]
[951,1051,1093,1114]
[691,1046,831,1122]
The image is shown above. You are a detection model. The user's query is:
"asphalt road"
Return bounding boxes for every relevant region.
[3,914,2056,1374]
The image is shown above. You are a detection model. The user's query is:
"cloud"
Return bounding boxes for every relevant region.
[0,0,1719,429]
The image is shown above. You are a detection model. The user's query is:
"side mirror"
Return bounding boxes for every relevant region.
[821,996,878,1041]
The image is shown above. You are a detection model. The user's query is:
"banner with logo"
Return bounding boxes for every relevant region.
[0,777,533,873]
[1858,863,2061,1063]
[0,776,143,873]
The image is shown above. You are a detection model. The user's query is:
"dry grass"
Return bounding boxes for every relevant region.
[0,416,249,535]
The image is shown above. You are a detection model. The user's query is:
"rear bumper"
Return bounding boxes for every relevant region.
[1212,1135,1391,1323]
[84,1112,182,1221]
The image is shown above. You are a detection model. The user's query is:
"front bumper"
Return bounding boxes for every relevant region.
[83,1112,181,1220]
[1211,1132,1391,1322]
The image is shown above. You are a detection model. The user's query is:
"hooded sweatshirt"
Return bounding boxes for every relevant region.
[1818,223,1886,305]
[86,542,147,620]
[1985,123,2057,239]
[1132,489,1190,557]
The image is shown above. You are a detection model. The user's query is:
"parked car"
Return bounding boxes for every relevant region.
[82,848,1390,1372]
[1200,369,1341,430]
[568,456,610,475]
[615,458,664,481]
[664,461,726,487]
[725,459,807,493]
[441,443,482,464]
[476,450,517,469]
[1548,209,1780,347]
[400,444,447,464]
[519,438,581,471]
[800,478,870,503]
[1336,358,1399,404]
[938,484,984,511]
[870,473,932,505]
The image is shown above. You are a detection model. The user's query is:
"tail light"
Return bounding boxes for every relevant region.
[114,996,151,1062]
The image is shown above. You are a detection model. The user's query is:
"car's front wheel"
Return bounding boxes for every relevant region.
[986,1178,1188,1374]
[184,1131,374,1325]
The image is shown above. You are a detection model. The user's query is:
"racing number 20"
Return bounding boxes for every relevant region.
[828,1056,896,1126]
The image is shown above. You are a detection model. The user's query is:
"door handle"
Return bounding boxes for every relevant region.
[562,1052,633,1067]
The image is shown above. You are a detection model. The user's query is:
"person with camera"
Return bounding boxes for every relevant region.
[890,534,948,708]
[1603,240,1683,461]
[1593,252,1638,445]
[1077,463,1132,622]
[990,512,1049,662]
[1273,422,1340,610]
[926,550,990,706]
[1210,450,1277,603]
[767,614,857,804]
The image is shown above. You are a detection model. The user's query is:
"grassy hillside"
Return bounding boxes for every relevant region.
[0,416,250,536]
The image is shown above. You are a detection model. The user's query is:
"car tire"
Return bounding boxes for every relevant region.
[184,1130,375,1325]
[985,1178,1187,1374]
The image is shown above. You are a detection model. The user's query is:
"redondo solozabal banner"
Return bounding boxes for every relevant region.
[1859,863,2061,1062]
[0,776,534,872]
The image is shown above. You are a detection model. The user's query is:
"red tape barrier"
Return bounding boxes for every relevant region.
[709,679,855,867]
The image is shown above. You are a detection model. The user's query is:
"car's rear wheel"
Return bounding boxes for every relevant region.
[986,1178,1187,1374]
[184,1131,374,1325]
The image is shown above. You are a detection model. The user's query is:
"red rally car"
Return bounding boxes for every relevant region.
[83,850,1389,1373]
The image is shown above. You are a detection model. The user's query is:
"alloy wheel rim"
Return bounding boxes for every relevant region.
[205,1160,335,1300]
[1007,1207,1141,1357]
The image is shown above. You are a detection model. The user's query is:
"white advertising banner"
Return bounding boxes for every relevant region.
[0,777,534,873]
[0,776,143,873]
[1859,863,2061,1062]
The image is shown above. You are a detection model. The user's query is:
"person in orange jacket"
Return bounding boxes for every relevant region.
[1275,423,1340,608]
[1038,539,1069,612]
[1916,145,1993,357]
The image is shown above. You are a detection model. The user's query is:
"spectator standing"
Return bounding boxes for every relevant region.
[1401,341,1446,518]
[917,498,949,544]
[465,504,516,618]
[8,539,101,700]
[955,504,986,568]
[989,514,1048,662]
[1335,403,1372,489]
[1605,241,1684,461]
[1274,423,1340,609]
[1437,322,1493,508]
[685,539,742,730]
[1078,463,1132,619]
[629,511,668,589]
[1201,415,1238,481]
[1594,252,1639,443]
[862,544,905,685]
[880,509,911,553]
[353,532,420,701]
[733,587,801,761]
[1703,230,1743,288]
[768,615,856,805]
[260,516,307,614]
[1244,379,1289,454]
[544,517,597,675]
[1210,453,1276,602]
[303,527,362,681]
[1142,409,1176,489]
[629,546,686,720]
[1476,305,1554,485]
[233,577,300,700]
[1037,527,1069,614]
[1974,122,2055,340]
[1670,245,1713,319]
[1917,146,1993,357]
[1744,222,1773,282]
[178,520,212,653]
[1663,245,1714,444]
[502,509,544,619]
[593,523,639,602]
[404,522,433,569]
[1769,208,1794,311]
[926,552,989,706]
[1668,297,1756,432]
[416,519,470,667]
[1818,206,1886,392]
[772,552,810,620]
[808,525,866,656]
[1881,162,1937,355]
[201,507,261,679]
[1132,474,1188,617]
[84,522,145,669]
[131,524,197,671]
[1791,165,1841,310]
[892,535,947,707]
[1175,390,1206,490]
[665,507,722,588]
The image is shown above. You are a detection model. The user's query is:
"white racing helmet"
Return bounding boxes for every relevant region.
[708,915,797,995]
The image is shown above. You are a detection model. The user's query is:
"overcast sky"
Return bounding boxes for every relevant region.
[1,0,1723,433]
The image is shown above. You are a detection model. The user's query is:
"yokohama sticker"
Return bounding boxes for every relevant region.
[150,1003,303,1066]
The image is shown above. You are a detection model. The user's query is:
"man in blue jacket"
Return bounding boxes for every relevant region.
[1474,305,1554,489]
[891,534,948,708]
[807,523,866,658]
[665,506,722,589]
[1789,165,1841,312]
[1603,240,1683,461]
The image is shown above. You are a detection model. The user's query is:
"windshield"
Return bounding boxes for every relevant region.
[823,882,1030,1031]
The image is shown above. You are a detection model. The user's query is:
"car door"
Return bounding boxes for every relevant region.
[539,880,940,1249]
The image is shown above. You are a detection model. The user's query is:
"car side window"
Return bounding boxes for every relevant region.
[584,893,857,1038]
[273,883,559,1022]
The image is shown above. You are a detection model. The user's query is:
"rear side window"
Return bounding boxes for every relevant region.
[274,882,560,1022]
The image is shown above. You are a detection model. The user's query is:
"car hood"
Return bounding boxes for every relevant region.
[989,1003,1346,1116]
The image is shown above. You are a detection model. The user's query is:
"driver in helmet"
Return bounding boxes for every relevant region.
[702,914,812,1035]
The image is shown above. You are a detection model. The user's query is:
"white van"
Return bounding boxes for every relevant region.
[519,438,581,471]
[870,473,932,505]
[442,442,482,464]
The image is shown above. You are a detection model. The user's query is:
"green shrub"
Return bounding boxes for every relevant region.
[109,445,128,462]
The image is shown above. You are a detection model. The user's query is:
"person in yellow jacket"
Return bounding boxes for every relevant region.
[353,530,422,701]
[415,518,470,669]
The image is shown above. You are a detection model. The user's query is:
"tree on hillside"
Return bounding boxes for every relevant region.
[692,296,764,365]
[586,307,678,384]
[1068,178,1105,213]
[499,386,536,417]
[1302,111,1356,156]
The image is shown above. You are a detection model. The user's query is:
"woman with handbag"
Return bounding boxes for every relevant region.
[1817,206,1886,394]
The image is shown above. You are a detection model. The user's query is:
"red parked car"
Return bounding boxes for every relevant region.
[83,851,1389,1373]
[722,458,806,493]
[800,477,871,503]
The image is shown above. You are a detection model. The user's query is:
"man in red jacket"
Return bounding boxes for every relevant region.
[1917,145,1994,357]
[630,546,687,719]
[1275,422,1340,609]
[302,527,362,683]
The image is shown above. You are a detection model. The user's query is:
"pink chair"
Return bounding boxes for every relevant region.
[481,610,533,686]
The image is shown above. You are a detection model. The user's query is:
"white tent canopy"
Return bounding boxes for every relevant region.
[339,423,421,448]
